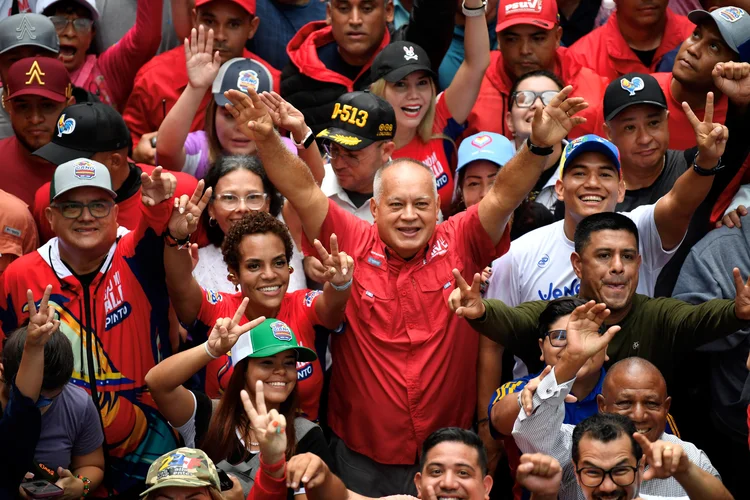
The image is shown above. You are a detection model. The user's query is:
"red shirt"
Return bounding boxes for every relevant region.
[566,10,694,81]
[194,288,325,421]
[392,94,455,215]
[304,200,509,464]
[0,136,57,206]
[122,47,281,148]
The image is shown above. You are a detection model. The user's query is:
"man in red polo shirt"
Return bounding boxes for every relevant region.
[122,0,280,163]
[222,84,589,496]
[465,0,607,139]
[566,0,694,81]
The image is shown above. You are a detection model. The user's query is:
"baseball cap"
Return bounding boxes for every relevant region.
[0,13,59,55]
[0,191,37,259]
[603,73,667,121]
[34,102,130,165]
[5,57,71,102]
[370,42,437,83]
[36,0,100,20]
[231,318,317,366]
[195,0,256,16]
[317,91,396,151]
[212,57,274,107]
[558,135,621,179]
[496,0,559,33]
[457,132,515,173]
[688,7,750,63]
[50,158,116,201]
[141,448,221,497]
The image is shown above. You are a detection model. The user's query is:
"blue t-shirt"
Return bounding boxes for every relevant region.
[438,19,498,91]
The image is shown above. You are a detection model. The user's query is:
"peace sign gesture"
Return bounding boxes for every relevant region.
[682,92,729,164]
[168,180,212,241]
[25,285,59,348]
[313,233,354,288]
[205,297,266,357]
[529,86,589,148]
[240,380,287,464]
[224,88,276,143]
[447,268,485,319]
[732,268,750,320]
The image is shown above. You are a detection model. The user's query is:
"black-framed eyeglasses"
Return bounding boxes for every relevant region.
[576,464,639,488]
[544,329,567,347]
[51,200,114,219]
[511,90,558,108]
[212,192,268,211]
[49,16,94,33]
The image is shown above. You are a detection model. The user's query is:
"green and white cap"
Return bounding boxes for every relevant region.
[231,318,317,366]
[141,448,221,497]
[50,158,116,201]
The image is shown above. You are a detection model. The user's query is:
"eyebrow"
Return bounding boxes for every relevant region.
[426,461,476,472]
[243,254,286,264]
[582,458,631,467]
[466,172,498,179]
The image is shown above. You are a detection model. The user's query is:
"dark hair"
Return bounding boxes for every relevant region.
[1,327,73,391]
[508,70,565,111]
[221,211,294,273]
[572,413,642,464]
[510,201,554,240]
[202,155,283,247]
[420,427,488,476]
[537,297,587,340]
[573,212,639,255]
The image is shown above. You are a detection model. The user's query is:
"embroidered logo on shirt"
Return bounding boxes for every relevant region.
[718,6,744,22]
[430,237,449,259]
[57,114,76,137]
[367,256,382,267]
[537,254,550,268]
[104,271,131,330]
[471,135,493,148]
[403,46,418,61]
[632,341,640,350]
[304,289,323,307]
[206,289,223,305]
[620,77,645,96]
[237,69,259,93]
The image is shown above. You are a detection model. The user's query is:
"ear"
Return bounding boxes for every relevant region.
[505,111,514,136]
[370,197,378,222]
[247,16,261,40]
[538,338,545,361]
[385,0,395,23]
[191,8,199,28]
[414,472,422,498]
[596,393,606,412]
[326,2,332,25]
[483,474,493,498]
[555,178,564,201]
[111,204,119,220]
[603,121,612,141]
[44,206,55,227]
[227,266,240,285]
[207,202,216,220]
[381,140,395,161]
[571,251,583,279]
[663,395,672,413]
[554,25,563,48]
[616,176,626,203]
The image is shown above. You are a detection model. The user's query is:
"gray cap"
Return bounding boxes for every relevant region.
[50,158,116,201]
[688,7,750,63]
[0,13,59,55]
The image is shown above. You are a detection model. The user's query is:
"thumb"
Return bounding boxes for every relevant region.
[57,467,73,478]
[564,394,578,403]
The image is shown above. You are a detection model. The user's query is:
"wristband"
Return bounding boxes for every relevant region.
[204,342,221,359]
[164,229,191,248]
[692,151,724,176]
[77,475,91,499]
[462,0,487,16]
[260,454,286,473]
[526,137,554,156]
[293,128,315,150]
[330,277,353,291]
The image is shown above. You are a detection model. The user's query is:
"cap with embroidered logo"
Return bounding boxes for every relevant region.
[141,448,221,497]
[688,7,750,63]
[5,57,71,102]
[370,41,437,83]
[0,13,59,55]
[230,317,317,366]
[603,72,667,122]
[50,158,116,201]
[457,132,515,173]
[212,57,274,107]
[558,135,621,179]
[496,0,560,33]
[195,0,256,16]
[317,91,397,151]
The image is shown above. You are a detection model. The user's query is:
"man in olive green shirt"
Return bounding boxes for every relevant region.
[448,211,750,387]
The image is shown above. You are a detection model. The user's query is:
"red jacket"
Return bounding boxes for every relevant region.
[466,49,608,140]
[566,10,694,81]
[122,47,280,147]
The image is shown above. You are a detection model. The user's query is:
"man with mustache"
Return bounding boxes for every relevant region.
[122,0,280,162]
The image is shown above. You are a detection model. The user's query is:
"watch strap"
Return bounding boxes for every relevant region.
[526,137,554,156]
[293,128,314,150]
[692,152,724,176]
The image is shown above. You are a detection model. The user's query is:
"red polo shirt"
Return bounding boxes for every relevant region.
[0,136,57,206]
[305,200,509,464]
[566,10,694,81]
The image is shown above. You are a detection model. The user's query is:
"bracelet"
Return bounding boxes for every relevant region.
[260,454,286,473]
[330,277,353,291]
[292,128,315,150]
[526,137,554,156]
[692,151,724,176]
[462,0,487,16]
[204,342,221,359]
[164,229,191,249]
[77,475,91,499]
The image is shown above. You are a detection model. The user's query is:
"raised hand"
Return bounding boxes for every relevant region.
[519,366,577,415]
[682,92,729,164]
[712,61,750,104]
[141,166,177,206]
[259,91,308,139]
[447,268,485,319]
[25,285,59,348]
[313,233,354,288]
[529,86,588,148]
[516,453,563,497]
[168,180,212,240]
[206,297,265,357]
[633,433,689,480]
[564,301,620,361]
[224,88,276,142]
[733,268,750,320]
[240,380,287,463]
[185,25,221,90]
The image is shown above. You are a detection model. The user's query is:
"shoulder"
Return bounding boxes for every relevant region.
[133,47,185,83]
[283,289,323,309]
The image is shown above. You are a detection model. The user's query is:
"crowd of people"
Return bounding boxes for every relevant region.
[1,0,750,499]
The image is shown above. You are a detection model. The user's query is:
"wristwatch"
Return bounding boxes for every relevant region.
[293,128,315,150]
[462,0,487,16]
[526,137,554,156]
[692,151,724,176]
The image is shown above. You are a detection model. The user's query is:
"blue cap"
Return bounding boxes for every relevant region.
[558,135,621,179]
[457,132,515,173]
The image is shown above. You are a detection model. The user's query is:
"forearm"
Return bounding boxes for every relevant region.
[290,127,325,186]
[478,338,503,420]
[674,463,733,500]
[72,465,104,492]
[164,243,202,324]
[657,168,714,248]
[156,85,205,171]
[305,473,350,500]
[315,284,350,330]
[145,342,215,393]
[462,0,490,74]
[15,345,45,401]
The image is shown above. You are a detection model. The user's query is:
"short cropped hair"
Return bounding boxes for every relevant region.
[538,297,587,340]
[573,212,639,255]
[2,326,73,391]
[373,158,437,203]
[572,413,642,464]
[420,427,488,476]
[221,211,294,273]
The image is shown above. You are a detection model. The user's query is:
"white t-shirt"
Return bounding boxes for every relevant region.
[486,203,679,306]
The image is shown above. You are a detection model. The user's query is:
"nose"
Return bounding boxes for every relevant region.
[349,8,363,26]
[519,38,533,55]
[259,264,276,280]
[212,24,227,42]
[635,125,653,146]
[598,474,619,493]
[439,471,460,491]
[29,108,45,124]
[630,402,646,422]
[77,206,96,222]
[583,172,602,189]
[529,95,545,112]
[61,20,76,38]
[610,254,625,274]
[401,203,418,221]
[686,39,700,59]
[234,198,252,215]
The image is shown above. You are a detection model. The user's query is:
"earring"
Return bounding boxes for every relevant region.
[209,217,217,227]
[288,266,294,274]
[227,273,239,292]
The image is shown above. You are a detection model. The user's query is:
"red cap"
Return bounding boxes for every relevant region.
[496,0,559,33]
[194,0,256,15]
[5,57,71,102]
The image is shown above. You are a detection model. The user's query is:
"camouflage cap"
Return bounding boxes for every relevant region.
[141,448,221,497]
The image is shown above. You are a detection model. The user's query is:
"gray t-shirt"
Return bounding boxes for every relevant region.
[34,384,104,471]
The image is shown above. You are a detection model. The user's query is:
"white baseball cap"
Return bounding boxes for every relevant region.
[50,158,116,201]
[36,0,99,20]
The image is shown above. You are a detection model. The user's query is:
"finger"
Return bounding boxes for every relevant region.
[26,289,38,317]
[205,28,214,55]
[733,267,744,292]
[329,233,340,259]
[339,251,348,277]
[254,379,267,417]
[301,459,322,487]
[566,101,590,117]
[240,389,259,421]
[197,23,205,53]
[197,186,213,213]
[539,364,552,380]
[288,457,307,489]
[232,297,250,326]
[178,194,189,214]
[452,268,470,291]
[425,485,439,500]
[599,325,621,346]
[633,432,653,454]
[470,273,482,296]
[740,205,748,216]
[730,211,742,228]
[681,101,701,130]
[183,33,190,59]
[704,92,714,124]
[239,315,266,334]
[313,238,331,264]
[547,85,574,108]
[151,166,163,182]
[190,27,197,54]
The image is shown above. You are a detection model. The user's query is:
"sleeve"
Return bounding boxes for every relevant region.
[724,184,750,216]
[131,199,174,243]
[397,0,455,76]
[245,466,287,500]
[0,383,42,492]
[72,394,104,456]
[661,297,750,351]
[296,289,324,327]
[96,0,163,109]
[181,132,209,178]
[171,391,206,448]
[443,204,511,277]
[468,299,546,353]
[300,199,373,257]
[629,202,681,273]
[485,249,520,306]
[33,184,55,244]
[487,377,529,438]
[432,92,452,132]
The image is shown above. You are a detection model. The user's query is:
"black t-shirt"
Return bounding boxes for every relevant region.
[343,189,373,208]
[632,47,657,68]
[560,0,602,47]
[317,42,363,81]
[616,149,690,212]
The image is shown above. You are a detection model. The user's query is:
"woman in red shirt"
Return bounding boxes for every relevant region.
[367,1,490,215]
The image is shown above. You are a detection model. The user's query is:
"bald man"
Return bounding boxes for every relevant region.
[511,302,725,500]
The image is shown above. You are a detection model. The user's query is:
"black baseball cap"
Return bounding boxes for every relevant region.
[603,73,668,122]
[33,102,130,165]
[316,91,397,151]
[371,41,437,83]
[212,57,274,107]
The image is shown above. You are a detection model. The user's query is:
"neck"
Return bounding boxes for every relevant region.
[394,124,417,149]
[617,14,666,51]
[622,155,664,190]
[670,76,714,111]
[111,164,131,192]
[571,370,600,400]
[59,241,108,275]
[563,213,580,241]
